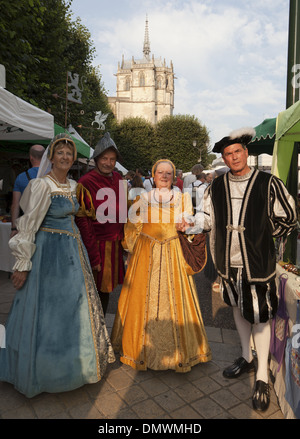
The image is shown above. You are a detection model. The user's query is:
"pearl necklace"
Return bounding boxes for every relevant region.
[50,170,71,195]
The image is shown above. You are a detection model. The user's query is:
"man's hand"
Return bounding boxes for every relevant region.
[92,264,101,272]
[92,264,101,285]
[11,271,28,290]
[10,229,18,239]
[176,219,195,232]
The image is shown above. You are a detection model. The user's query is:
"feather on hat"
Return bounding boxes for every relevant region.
[213,127,255,154]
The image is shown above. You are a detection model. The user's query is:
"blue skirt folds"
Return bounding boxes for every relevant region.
[0,194,114,397]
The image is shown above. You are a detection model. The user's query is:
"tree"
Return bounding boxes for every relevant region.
[65,66,113,148]
[154,115,210,172]
[110,115,210,174]
[206,153,217,167]
[0,0,113,145]
[111,117,155,173]
[0,0,48,101]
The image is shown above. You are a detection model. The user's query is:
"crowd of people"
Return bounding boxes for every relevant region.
[0,128,297,413]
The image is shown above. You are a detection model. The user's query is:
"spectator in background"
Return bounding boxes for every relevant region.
[183,163,204,189]
[189,172,206,209]
[10,144,45,237]
[205,172,215,185]
[143,174,154,192]
[135,168,145,182]
[128,174,146,206]
[125,171,135,189]
[174,169,183,191]
[193,172,214,213]
[189,172,206,189]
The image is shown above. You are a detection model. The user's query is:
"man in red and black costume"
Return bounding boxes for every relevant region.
[76,132,126,314]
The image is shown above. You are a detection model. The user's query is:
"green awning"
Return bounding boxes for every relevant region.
[53,124,91,158]
[0,123,91,159]
[272,100,300,184]
[248,118,276,155]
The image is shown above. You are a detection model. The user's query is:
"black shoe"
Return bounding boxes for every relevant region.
[252,380,270,412]
[223,357,255,379]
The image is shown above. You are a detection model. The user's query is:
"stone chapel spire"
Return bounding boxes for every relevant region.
[109,13,174,124]
[143,15,151,60]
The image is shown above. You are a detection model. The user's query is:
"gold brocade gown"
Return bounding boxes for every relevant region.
[111,190,211,373]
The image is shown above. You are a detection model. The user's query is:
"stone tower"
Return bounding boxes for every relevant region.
[108,16,175,124]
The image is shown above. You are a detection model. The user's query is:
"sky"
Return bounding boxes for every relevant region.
[69,0,291,149]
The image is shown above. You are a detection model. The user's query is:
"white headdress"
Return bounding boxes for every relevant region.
[37,133,76,177]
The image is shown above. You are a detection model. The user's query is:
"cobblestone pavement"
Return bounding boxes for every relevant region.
[0,271,284,420]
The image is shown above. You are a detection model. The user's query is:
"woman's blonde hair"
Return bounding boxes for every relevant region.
[151,159,176,179]
[48,133,77,161]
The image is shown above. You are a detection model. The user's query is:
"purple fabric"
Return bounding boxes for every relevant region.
[270,274,289,371]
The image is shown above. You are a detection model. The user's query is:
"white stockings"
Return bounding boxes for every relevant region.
[233,307,270,383]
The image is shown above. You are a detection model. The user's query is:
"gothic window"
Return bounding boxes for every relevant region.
[125,77,130,91]
[167,76,173,89]
[139,72,145,87]
[156,76,163,89]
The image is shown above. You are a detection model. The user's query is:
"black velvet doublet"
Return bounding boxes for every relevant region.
[211,170,277,284]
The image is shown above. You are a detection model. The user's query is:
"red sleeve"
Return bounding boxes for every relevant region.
[75,182,100,267]
[75,216,101,268]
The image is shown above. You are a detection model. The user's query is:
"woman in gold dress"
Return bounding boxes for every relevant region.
[111,159,211,373]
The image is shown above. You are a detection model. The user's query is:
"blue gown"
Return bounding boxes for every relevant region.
[0,176,115,398]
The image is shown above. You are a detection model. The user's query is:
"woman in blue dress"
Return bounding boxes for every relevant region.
[0,133,115,398]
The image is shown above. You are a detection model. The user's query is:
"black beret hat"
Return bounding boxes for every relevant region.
[213,127,255,154]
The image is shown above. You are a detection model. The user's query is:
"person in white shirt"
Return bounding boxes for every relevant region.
[183,164,204,188]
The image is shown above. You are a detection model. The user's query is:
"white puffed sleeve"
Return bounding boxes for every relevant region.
[269,176,297,237]
[182,186,211,234]
[9,178,51,272]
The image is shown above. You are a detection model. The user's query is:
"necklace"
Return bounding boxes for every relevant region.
[50,170,71,194]
[152,189,174,204]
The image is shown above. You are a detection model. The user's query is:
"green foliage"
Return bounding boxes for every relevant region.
[207,153,217,166]
[0,0,113,146]
[111,115,210,173]
[111,118,155,173]
[154,115,210,172]
[65,66,113,148]
[0,0,210,163]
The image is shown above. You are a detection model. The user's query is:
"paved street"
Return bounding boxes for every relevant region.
[0,268,286,421]
[0,269,285,421]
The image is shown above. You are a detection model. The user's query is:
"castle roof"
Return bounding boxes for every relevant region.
[119,16,173,71]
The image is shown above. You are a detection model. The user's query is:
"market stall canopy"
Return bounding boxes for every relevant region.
[67,124,92,157]
[0,88,90,158]
[271,100,300,184]
[247,117,276,155]
[54,124,90,158]
[0,87,54,141]
[0,122,91,159]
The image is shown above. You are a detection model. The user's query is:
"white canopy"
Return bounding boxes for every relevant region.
[0,87,54,141]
